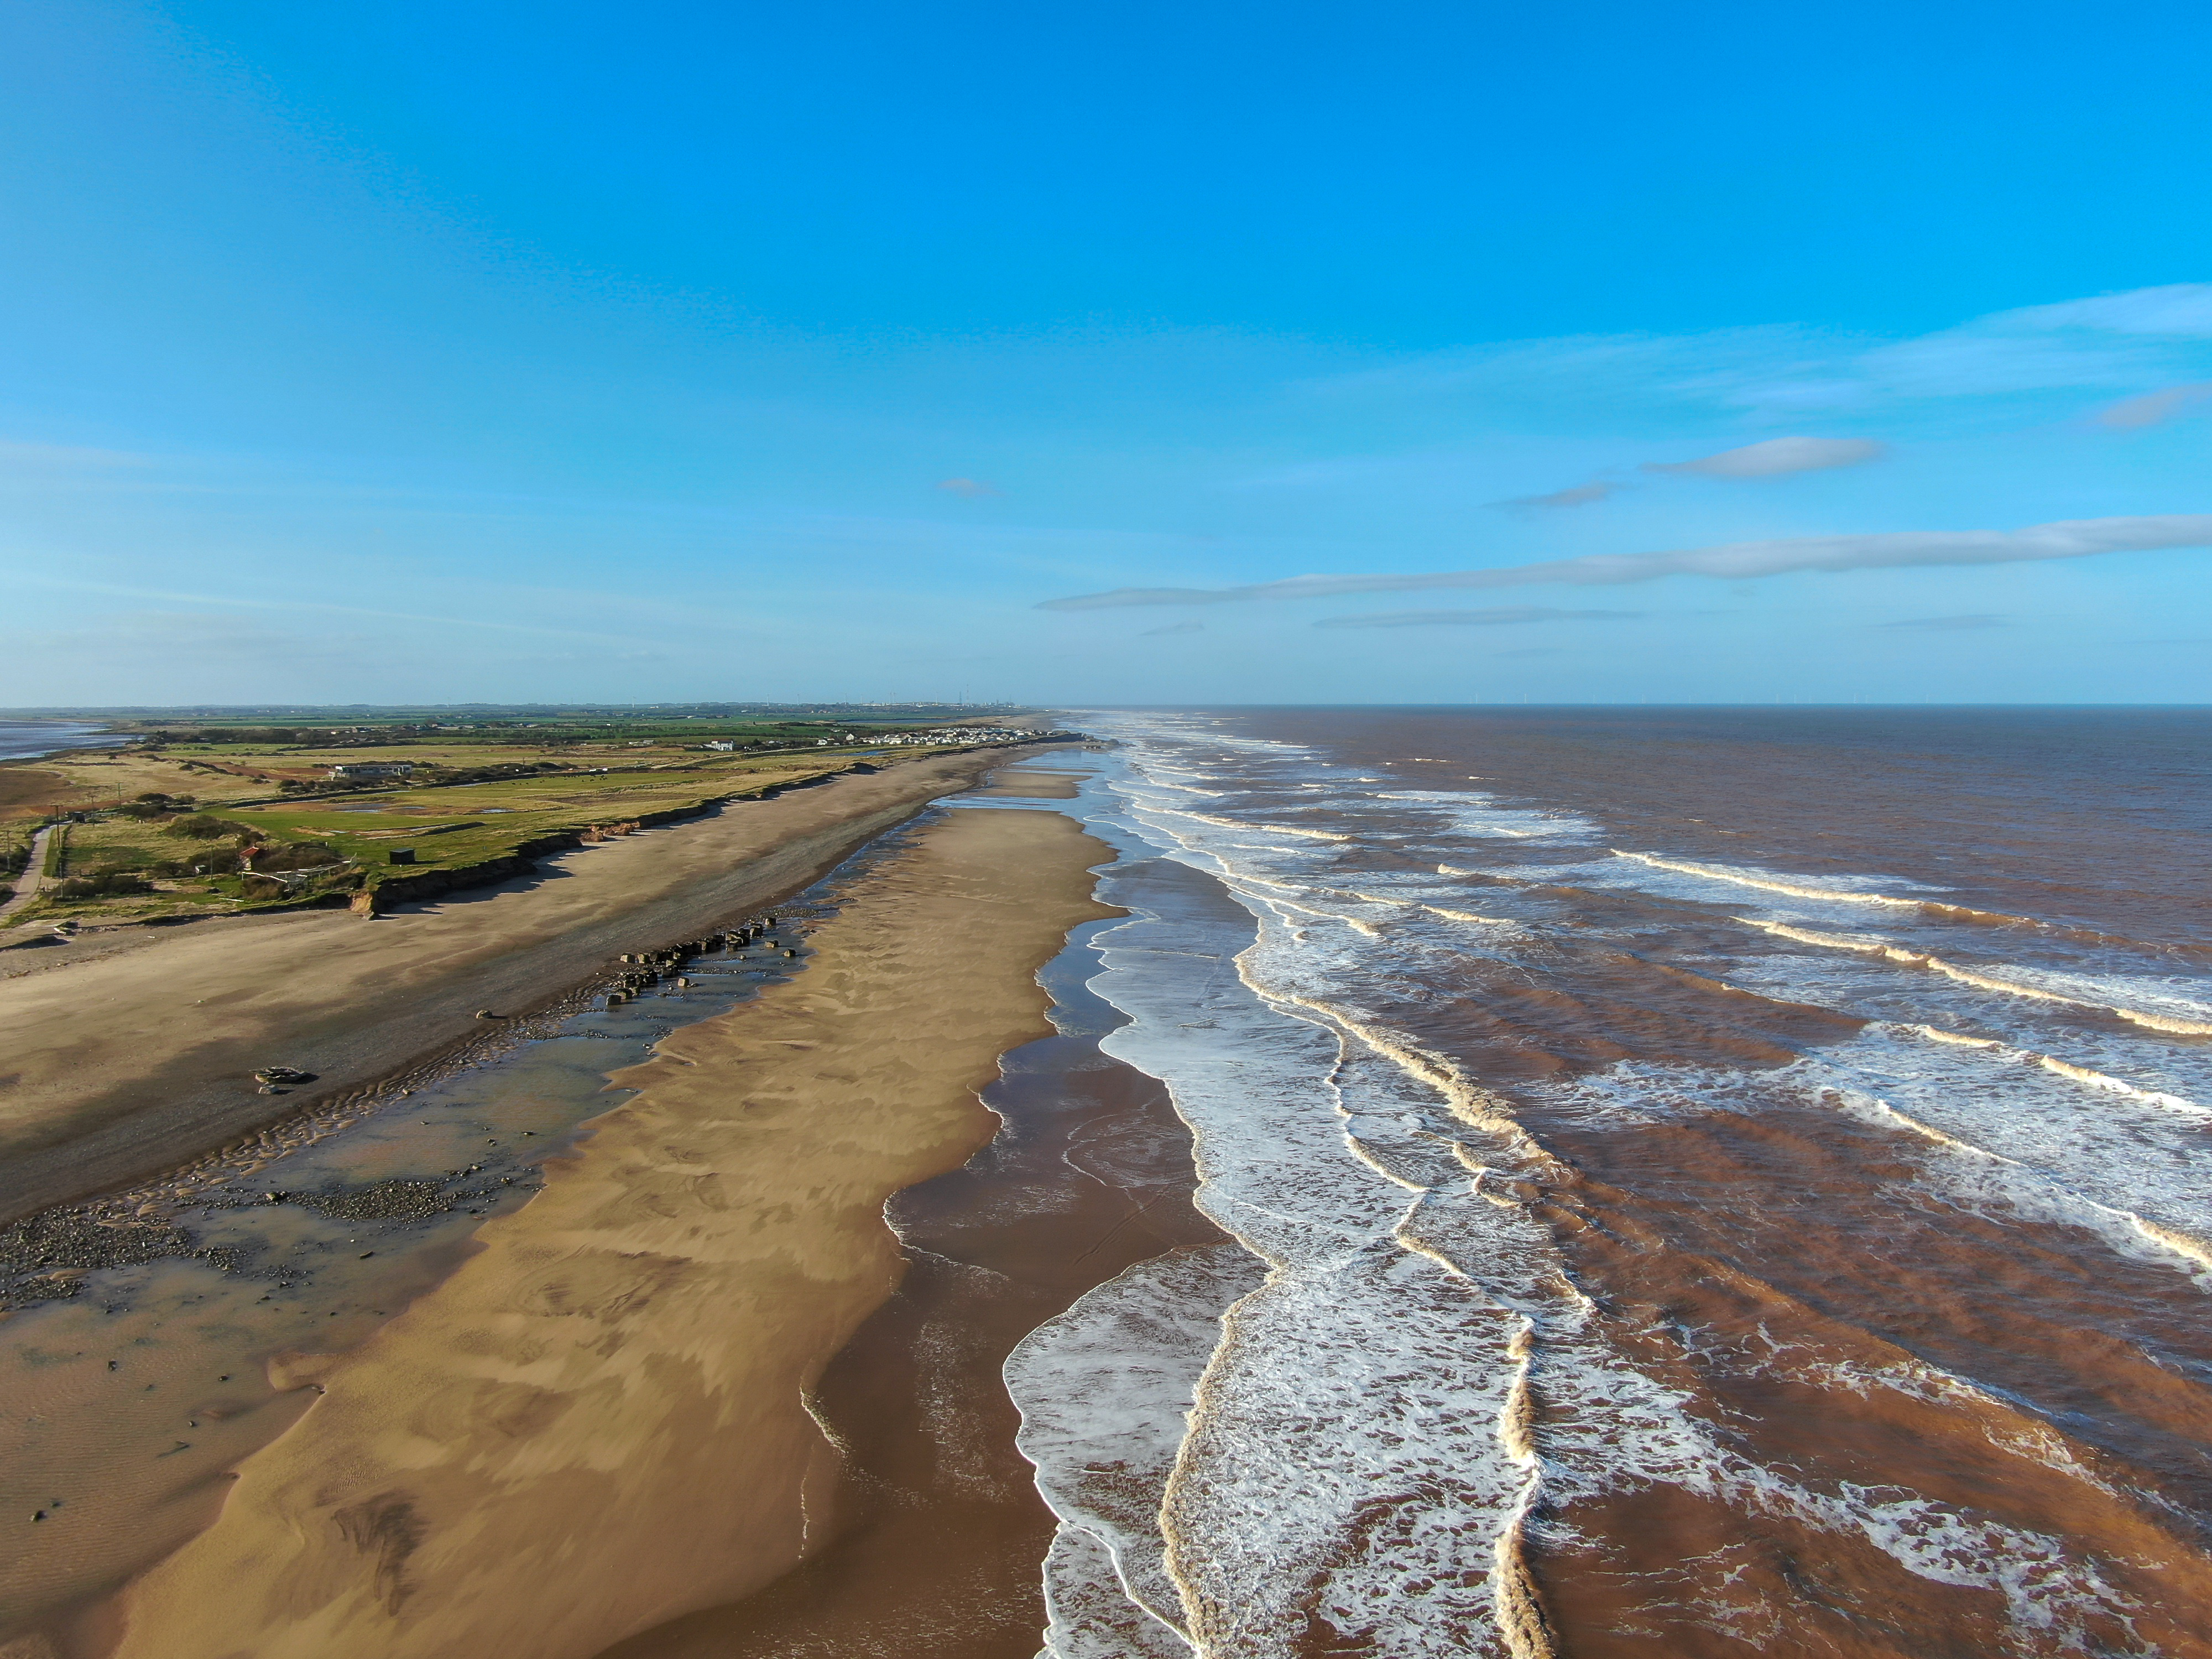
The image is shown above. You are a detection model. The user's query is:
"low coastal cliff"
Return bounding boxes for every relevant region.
[0,749,1028,1223]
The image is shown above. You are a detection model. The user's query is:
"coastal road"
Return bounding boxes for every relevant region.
[0,749,1050,1222]
[0,825,57,928]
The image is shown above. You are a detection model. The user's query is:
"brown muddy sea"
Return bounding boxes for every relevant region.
[1013,706,2212,1658]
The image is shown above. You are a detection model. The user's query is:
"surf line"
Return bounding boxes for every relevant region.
[1903,1022,2206,1117]
[1740,917,2212,1037]
[1185,812,1354,841]
[1230,982,1573,1659]
[1614,849,1943,908]
[1617,849,2211,957]
[1826,1068,2212,1281]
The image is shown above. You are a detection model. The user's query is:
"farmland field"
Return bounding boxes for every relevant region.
[3,745,952,925]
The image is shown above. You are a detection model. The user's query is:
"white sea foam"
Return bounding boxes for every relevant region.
[1389,1138,2153,1646]
[1890,1024,2205,1118]
[1533,1033,2212,1286]
[1825,1025,2212,1277]
[1036,1524,1196,1659]
[1613,849,1950,906]
[1424,905,1519,927]
[1737,917,2212,1035]
[1714,922,2212,1108]
[1186,811,1353,842]
[1014,1246,1264,1657]
[1374,790,1601,842]
[1063,744,1570,1653]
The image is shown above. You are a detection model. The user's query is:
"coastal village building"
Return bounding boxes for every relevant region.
[326,761,416,780]
[684,726,1073,754]
[868,726,1068,746]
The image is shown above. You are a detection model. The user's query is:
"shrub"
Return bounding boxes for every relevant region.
[56,868,154,899]
[119,791,194,816]
[154,849,244,876]
[164,815,255,841]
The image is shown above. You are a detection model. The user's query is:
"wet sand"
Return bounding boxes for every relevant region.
[3,919,838,1652]
[0,749,1019,1222]
[102,807,1115,1659]
[597,905,1225,1658]
[973,769,1089,799]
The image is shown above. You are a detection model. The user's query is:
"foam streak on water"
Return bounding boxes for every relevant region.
[1011,707,2212,1659]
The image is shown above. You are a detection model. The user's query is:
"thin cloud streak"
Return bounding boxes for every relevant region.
[0,438,153,468]
[1871,613,2008,630]
[1298,285,2212,422]
[1314,607,1643,629]
[1036,514,2212,610]
[2098,383,2212,430]
[12,571,664,646]
[1645,436,1886,478]
[1490,479,1623,510]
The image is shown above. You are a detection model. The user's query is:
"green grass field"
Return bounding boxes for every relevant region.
[3,742,957,925]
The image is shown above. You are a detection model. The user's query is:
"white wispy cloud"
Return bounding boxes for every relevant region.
[1644,436,1886,478]
[1037,514,2212,609]
[1297,283,2212,418]
[1736,285,2212,407]
[1999,285,2212,337]
[1314,607,1642,628]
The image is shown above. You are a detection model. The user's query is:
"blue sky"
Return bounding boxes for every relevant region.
[2,0,2208,706]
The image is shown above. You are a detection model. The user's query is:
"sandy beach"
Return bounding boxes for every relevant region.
[99,806,1114,1659]
[605,848,1232,1658]
[0,749,1030,1222]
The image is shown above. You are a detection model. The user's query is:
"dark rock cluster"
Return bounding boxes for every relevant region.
[0,1208,196,1311]
[292,1178,450,1224]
